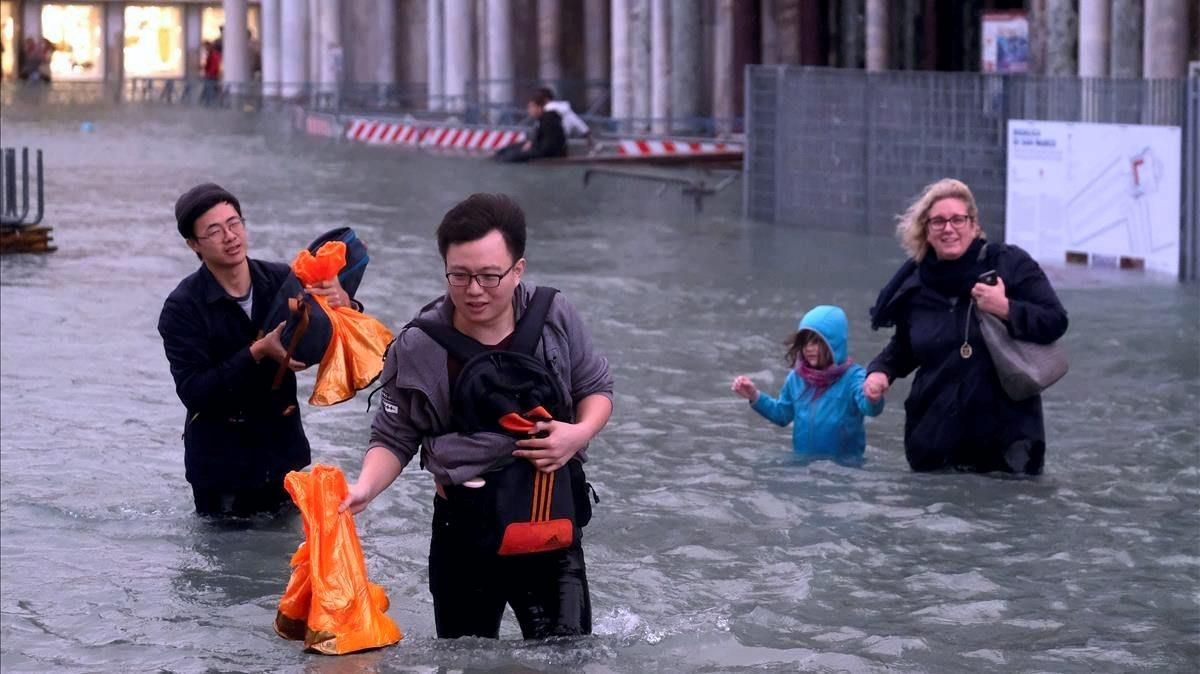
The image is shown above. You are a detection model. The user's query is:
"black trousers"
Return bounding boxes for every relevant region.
[192,482,291,517]
[428,493,591,640]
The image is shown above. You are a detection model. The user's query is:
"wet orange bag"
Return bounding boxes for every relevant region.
[290,241,394,406]
[274,464,403,655]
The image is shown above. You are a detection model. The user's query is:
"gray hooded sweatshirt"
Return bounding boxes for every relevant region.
[368,282,613,486]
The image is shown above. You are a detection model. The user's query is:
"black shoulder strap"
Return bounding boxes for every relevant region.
[409,319,486,362]
[510,286,559,355]
[407,286,559,360]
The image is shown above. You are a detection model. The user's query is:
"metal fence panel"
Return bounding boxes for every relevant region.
[745,66,1196,279]
[1185,63,1199,282]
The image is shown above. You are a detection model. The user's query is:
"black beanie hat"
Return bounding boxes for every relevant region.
[175,183,242,239]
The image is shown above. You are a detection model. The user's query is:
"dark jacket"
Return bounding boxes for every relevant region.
[868,242,1068,474]
[530,110,568,159]
[158,259,311,490]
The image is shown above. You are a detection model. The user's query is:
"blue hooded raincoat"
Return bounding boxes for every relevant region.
[749,305,884,466]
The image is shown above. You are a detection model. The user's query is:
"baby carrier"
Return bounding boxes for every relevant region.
[410,287,593,556]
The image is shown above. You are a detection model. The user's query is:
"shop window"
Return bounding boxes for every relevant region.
[202,5,261,78]
[124,5,183,77]
[41,3,104,80]
[1,1,14,79]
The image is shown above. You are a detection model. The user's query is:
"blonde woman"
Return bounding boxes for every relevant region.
[863,178,1068,474]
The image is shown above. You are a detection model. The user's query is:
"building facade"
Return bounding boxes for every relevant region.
[2,0,1197,121]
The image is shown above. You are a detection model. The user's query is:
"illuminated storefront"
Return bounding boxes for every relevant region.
[1,1,15,79]
[123,5,183,77]
[41,3,104,80]
[201,6,261,45]
[201,5,260,77]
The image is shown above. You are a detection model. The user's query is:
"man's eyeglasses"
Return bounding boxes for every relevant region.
[445,261,517,288]
[926,214,974,231]
[195,216,245,241]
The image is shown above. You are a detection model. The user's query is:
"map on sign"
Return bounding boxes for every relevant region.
[1005,119,1182,275]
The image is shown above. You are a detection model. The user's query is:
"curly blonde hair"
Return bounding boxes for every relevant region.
[895,178,985,261]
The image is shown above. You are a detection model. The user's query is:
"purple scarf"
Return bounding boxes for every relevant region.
[796,358,852,401]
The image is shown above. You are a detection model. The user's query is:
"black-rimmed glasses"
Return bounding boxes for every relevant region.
[445,261,517,288]
[926,214,974,231]
[194,216,245,241]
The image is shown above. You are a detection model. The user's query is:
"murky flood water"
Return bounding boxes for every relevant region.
[1,105,1198,673]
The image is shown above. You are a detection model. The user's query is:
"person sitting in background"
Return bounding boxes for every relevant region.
[494,91,568,163]
[538,87,591,141]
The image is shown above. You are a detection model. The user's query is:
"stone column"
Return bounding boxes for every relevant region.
[584,0,609,112]
[713,0,735,134]
[307,0,322,91]
[370,0,396,85]
[611,0,631,123]
[398,0,428,88]
[222,0,250,90]
[1109,0,1141,78]
[185,5,203,79]
[760,0,778,64]
[1078,0,1109,77]
[538,0,561,87]
[650,0,670,133]
[427,0,445,109]
[776,0,800,64]
[280,0,308,98]
[104,3,122,85]
[1031,0,1077,76]
[629,0,651,131]
[838,0,860,69]
[1143,0,1188,78]
[1078,0,1108,121]
[317,0,340,96]
[865,0,888,71]
[260,0,281,95]
[670,0,701,133]
[445,0,476,112]
[21,2,40,45]
[487,0,515,114]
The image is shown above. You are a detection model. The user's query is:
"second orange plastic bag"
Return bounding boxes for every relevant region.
[274,464,403,655]
[291,241,394,406]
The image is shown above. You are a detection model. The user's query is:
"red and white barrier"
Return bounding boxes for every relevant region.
[343,118,525,153]
[616,139,743,157]
[305,114,338,138]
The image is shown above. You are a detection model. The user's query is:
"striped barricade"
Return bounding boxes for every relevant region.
[343,118,525,154]
[615,138,743,157]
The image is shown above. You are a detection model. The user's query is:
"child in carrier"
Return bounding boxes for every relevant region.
[731,305,884,466]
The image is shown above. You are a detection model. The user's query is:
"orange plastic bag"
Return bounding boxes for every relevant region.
[290,241,394,406]
[274,465,403,655]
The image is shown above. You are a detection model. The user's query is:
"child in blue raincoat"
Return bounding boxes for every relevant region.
[731,305,884,466]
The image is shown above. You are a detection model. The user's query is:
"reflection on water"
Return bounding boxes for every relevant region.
[1,105,1198,672]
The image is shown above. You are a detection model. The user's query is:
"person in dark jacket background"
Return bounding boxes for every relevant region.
[863,178,1068,475]
[494,91,568,163]
[158,183,349,516]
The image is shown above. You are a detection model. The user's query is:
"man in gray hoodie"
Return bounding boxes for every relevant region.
[340,193,613,639]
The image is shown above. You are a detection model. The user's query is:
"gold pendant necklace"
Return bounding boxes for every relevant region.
[960,300,974,359]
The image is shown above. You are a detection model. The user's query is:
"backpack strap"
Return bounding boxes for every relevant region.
[509,287,559,356]
[407,286,558,360]
[409,319,486,362]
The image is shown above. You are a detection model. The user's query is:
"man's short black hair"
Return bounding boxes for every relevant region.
[436,193,527,263]
[529,90,552,107]
[175,182,241,239]
[537,86,556,101]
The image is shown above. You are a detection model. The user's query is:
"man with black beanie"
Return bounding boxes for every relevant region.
[158,183,348,517]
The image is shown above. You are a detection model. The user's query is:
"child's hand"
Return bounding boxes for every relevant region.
[864,371,890,403]
[731,375,759,401]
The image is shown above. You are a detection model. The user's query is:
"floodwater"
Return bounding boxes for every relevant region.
[1,104,1198,673]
